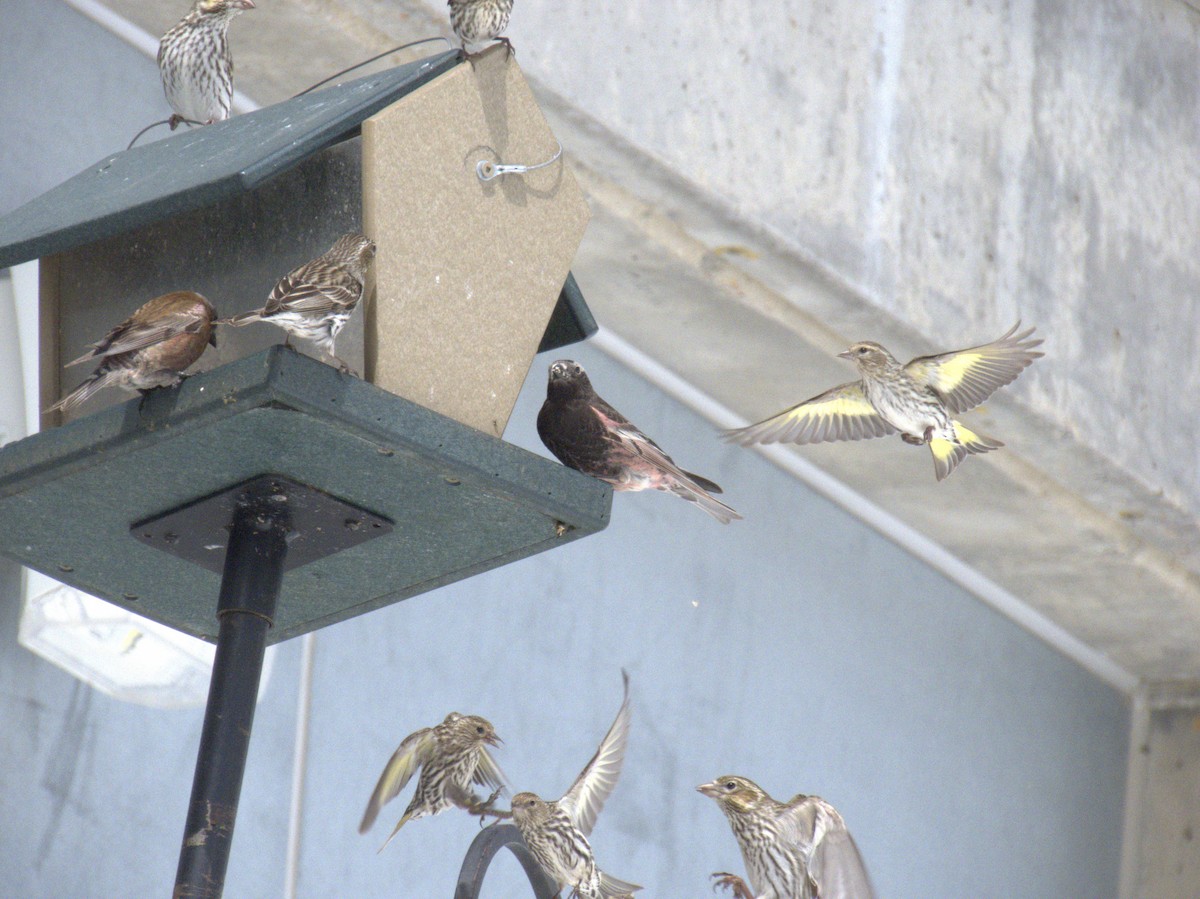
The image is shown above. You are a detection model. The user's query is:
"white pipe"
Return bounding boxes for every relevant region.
[284,632,318,899]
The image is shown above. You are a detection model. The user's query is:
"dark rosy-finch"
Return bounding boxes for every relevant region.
[158,0,255,130]
[723,322,1043,481]
[48,290,218,414]
[223,232,376,373]
[449,0,515,58]
[698,776,875,899]
[359,713,505,852]
[538,359,743,523]
[509,672,641,899]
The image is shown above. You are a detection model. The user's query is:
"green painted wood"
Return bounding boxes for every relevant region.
[0,348,611,643]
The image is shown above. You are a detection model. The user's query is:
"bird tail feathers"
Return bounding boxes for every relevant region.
[220,310,263,327]
[682,469,724,494]
[673,482,743,524]
[376,813,412,854]
[929,422,1003,481]
[46,370,121,414]
[598,871,643,896]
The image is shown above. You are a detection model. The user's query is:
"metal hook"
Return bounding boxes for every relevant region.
[476,142,564,182]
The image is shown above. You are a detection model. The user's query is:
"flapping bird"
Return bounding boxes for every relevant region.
[510,672,641,899]
[723,323,1043,480]
[359,713,505,852]
[699,776,875,899]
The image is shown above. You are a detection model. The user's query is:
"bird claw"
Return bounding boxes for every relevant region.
[710,872,754,899]
[466,786,511,826]
[495,36,515,59]
[900,433,926,446]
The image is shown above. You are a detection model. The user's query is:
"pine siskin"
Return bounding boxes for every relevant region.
[48,290,218,414]
[223,233,376,373]
[158,0,255,130]
[448,0,515,57]
[698,776,875,899]
[359,713,505,852]
[537,360,743,523]
[509,672,641,899]
[723,322,1043,481]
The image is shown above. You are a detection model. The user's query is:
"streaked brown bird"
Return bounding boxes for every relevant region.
[449,0,514,57]
[359,713,505,852]
[48,290,218,414]
[537,359,743,523]
[723,322,1043,481]
[698,776,875,899]
[510,672,641,899]
[158,0,254,130]
[223,232,376,373]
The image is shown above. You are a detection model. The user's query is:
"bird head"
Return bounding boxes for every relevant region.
[698,775,769,814]
[196,0,254,14]
[837,341,897,376]
[546,359,591,398]
[510,792,551,826]
[445,713,503,748]
[328,232,377,277]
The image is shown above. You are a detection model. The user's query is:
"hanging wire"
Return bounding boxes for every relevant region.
[292,36,453,98]
[124,36,451,151]
[126,117,204,151]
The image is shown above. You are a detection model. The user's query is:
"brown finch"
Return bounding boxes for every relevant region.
[699,776,875,899]
[723,323,1043,481]
[48,290,217,414]
[359,713,505,852]
[509,672,641,899]
[223,233,376,373]
[449,0,515,57]
[537,359,743,523]
[158,0,255,130]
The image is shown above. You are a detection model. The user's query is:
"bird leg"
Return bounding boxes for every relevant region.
[710,872,754,899]
[900,433,926,446]
[456,785,511,826]
[493,36,515,58]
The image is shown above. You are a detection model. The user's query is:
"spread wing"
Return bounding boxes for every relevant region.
[265,260,362,316]
[904,322,1043,414]
[67,310,208,366]
[472,746,507,795]
[559,670,631,838]
[721,381,895,445]
[783,796,876,899]
[358,727,437,833]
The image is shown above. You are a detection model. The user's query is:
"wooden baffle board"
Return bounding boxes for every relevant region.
[363,45,591,437]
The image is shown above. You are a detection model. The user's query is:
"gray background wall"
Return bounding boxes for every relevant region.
[0,2,1140,897]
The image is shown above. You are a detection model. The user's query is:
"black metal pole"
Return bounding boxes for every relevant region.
[174,486,290,899]
[454,824,559,899]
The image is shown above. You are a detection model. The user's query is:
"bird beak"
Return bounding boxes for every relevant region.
[697,782,721,798]
[837,349,854,360]
[486,734,503,747]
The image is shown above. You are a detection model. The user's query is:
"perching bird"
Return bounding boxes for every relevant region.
[449,0,515,57]
[158,0,255,130]
[48,290,218,414]
[722,323,1043,481]
[359,713,505,852]
[698,776,875,899]
[537,360,743,524]
[510,672,641,899]
[223,232,376,373]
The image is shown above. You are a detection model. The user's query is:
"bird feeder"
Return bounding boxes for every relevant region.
[0,48,607,898]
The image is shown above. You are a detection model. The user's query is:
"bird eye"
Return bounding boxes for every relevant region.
[724,781,736,791]
[476,725,485,735]
[857,347,868,355]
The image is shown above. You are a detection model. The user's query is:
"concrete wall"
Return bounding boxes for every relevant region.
[0,3,1138,897]
[491,0,1200,522]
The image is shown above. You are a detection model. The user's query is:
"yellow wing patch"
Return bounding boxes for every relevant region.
[722,382,896,446]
